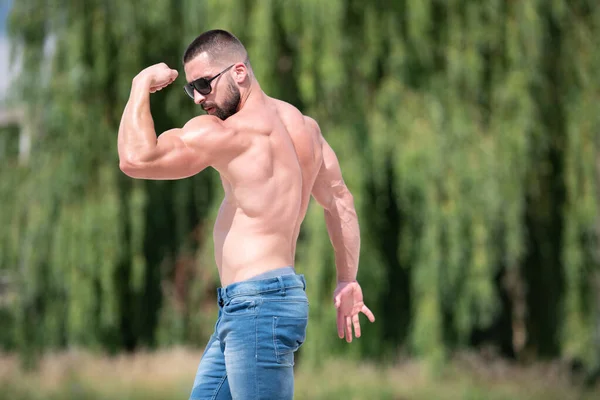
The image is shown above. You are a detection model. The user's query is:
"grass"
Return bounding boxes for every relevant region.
[0,347,597,399]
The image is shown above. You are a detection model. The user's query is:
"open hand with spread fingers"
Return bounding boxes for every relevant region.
[333,281,375,343]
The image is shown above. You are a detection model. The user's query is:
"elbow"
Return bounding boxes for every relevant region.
[119,160,134,176]
[325,186,355,212]
[119,162,137,178]
[118,145,156,178]
[119,156,143,178]
[334,185,355,205]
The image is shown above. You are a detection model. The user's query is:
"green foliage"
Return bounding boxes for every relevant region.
[1,0,599,377]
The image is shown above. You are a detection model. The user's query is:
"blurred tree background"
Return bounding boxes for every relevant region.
[0,0,599,383]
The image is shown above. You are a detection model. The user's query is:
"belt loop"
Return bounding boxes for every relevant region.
[277,276,286,296]
[218,288,224,307]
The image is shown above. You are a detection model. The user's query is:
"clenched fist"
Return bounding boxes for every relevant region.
[134,63,179,93]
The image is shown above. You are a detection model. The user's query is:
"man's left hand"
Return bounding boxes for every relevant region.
[333,281,375,343]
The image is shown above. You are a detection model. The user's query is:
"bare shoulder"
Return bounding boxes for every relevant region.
[302,115,322,138]
[164,115,248,167]
[179,115,234,141]
[173,115,249,150]
[271,98,321,138]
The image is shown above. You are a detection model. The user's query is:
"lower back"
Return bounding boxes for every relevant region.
[213,158,300,284]
[212,100,317,286]
[214,209,295,285]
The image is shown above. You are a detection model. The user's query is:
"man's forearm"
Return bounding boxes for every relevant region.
[118,77,158,164]
[325,189,360,282]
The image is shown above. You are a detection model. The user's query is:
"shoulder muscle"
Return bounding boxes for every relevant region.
[179,115,248,166]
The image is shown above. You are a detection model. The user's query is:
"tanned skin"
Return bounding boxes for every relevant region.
[117,52,374,342]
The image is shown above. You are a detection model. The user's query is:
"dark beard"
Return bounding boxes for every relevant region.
[213,80,241,120]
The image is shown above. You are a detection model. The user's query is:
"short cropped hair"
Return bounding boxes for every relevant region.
[183,29,249,66]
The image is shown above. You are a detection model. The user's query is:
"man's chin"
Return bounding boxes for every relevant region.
[203,109,226,120]
[216,110,236,120]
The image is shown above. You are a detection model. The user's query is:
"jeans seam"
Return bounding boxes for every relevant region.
[221,299,257,317]
[255,313,259,397]
[226,285,305,299]
[273,316,280,363]
[210,373,227,400]
[261,299,308,303]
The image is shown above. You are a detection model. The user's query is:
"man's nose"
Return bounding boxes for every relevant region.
[194,90,206,105]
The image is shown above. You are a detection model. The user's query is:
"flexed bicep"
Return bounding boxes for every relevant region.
[119,116,243,180]
[119,129,210,180]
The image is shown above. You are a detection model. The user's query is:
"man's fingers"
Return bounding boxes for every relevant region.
[345,316,353,343]
[150,83,171,93]
[337,311,345,339]
[334,295,341,308]
[352,314,361,338]
[362,305,376,322]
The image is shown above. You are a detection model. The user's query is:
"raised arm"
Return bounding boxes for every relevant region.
[118,63,242,180]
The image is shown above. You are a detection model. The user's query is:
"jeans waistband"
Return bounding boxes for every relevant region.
[217,273,306,305]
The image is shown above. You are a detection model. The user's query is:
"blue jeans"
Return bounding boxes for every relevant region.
[189,273,309,400]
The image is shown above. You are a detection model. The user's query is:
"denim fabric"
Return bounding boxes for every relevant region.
[246,266,295,281]
[189,273,309,400]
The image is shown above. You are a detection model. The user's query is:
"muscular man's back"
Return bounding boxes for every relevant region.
[214,96,323,285]
[119,30,374,400]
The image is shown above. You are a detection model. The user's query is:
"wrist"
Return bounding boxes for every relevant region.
[132,74,152,92]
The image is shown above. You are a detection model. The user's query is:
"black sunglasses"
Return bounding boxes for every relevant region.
[184,64,234,98]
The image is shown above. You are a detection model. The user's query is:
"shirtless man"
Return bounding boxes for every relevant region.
[117,29,375,400]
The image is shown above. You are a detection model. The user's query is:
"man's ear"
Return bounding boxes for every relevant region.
[233,62,249,84]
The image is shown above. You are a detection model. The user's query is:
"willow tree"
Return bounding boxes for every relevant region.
[1,0,222,358]
[2,0,599,376]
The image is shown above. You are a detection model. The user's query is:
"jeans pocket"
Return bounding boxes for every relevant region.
[222,298,257,316]
[273,316,308,366]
